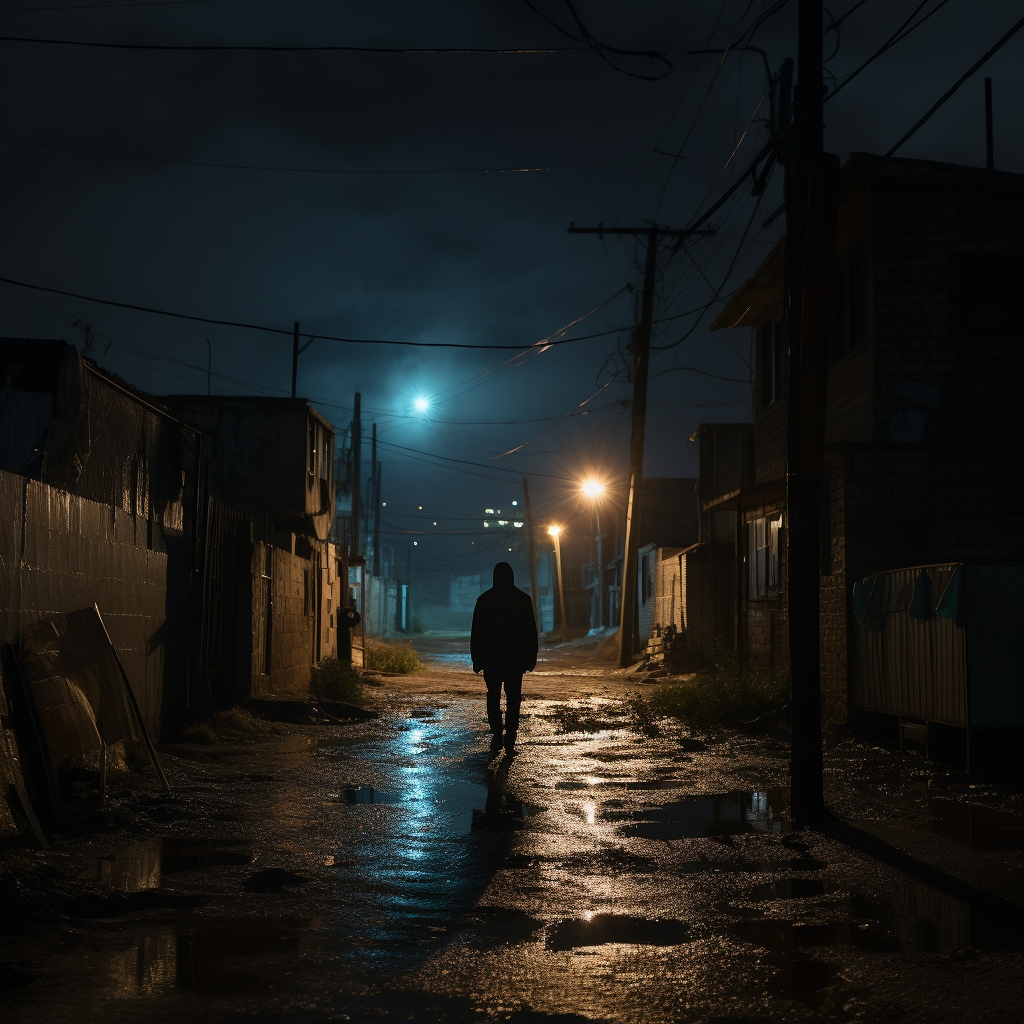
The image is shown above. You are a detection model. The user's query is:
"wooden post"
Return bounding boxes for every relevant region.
[522,478,540,629]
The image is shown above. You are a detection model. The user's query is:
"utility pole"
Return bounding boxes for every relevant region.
[206,338,211,395]
[786,0,840,822]
[522,478,540,629]
[372,424,382,577]
[351,393,362,562]
[569,222,714,667]
[984,77,994,170]
[291,321,299,399]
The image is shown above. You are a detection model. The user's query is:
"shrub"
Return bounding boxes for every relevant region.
[309,657,365,705]
[645,664,790,731]
[183,720,218,744]
[364,639,423,674]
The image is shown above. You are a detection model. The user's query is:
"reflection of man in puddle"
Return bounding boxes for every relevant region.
[470,561,538,756]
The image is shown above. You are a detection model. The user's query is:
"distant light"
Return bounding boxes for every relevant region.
[382,502,386,506]
[418,506,423,510]
[414,396,430,413]
[547,524,561,537]
[513,521,523,528]
[433,521,437,526]
[485,508,494,514]
[581,479,606,499]
[508,548,512,552]
[512,500,518,506]
[413,541,418,546]
[483,522,489,527]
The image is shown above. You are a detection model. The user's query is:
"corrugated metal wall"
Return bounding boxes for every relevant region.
[852,564,967,725]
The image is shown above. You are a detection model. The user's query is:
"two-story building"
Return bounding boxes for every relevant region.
[704,152,1023,727]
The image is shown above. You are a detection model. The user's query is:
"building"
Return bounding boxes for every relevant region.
[160,395,341,701]
[702,152,1023,727]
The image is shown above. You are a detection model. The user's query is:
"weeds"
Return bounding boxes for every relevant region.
[625,692,661,737]
[182,720,218,744]
[309,657,366,705]
[635,640,790,732]
[364,639,423,674]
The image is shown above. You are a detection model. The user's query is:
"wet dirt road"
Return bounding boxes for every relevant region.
[2,636,1022,1023]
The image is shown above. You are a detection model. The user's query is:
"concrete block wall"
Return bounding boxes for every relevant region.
[259,545,314,699]
[0,470,175,739]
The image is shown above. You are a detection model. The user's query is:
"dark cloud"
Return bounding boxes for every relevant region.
[2,0,1021,575]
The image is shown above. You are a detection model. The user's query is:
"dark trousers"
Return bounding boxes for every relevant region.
[483,668,523,738]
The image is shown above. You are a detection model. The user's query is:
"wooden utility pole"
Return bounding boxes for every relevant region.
[786,0,840,822]
[522,477,540,629]
[371,423,381,575]
[984,77,994,170]
[351,392,362,561]
[569,222,714,667]
[291,321,299,399]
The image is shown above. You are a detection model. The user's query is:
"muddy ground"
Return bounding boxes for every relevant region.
[1,633,1022,1023]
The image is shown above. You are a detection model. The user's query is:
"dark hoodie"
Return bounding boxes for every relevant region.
[470,562,539,673]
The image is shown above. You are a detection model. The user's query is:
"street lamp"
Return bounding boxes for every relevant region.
[548,524,567,640]
[581,479,608,630]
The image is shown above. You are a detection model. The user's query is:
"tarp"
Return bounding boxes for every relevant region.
[19,606,140,764]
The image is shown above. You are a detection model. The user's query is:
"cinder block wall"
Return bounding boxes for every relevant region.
[257,545,314,699]
[0,470,176,737]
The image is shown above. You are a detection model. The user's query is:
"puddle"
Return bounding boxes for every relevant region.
[730,881,1007,955]
[623,790,789,840]
[107,918,312,998]
[555,779,687,791]
[330,787,403,804]
[748,878,829,901]
[94,839,254,891]
[926,797,1024,851]
[546,914,690,951]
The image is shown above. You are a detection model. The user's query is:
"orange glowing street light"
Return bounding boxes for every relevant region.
[581,479,606,499]
[547,524,567,640]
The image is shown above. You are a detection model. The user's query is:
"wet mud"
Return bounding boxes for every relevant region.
[1,636,1022,1022]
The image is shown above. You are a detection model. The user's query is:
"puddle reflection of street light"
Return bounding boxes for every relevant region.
[547,524,567,640]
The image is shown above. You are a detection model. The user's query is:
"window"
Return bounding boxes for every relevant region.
[768,515,782,589]
[759,320,786,408]
[831,256,865,363]
[749,518,767,598]
[749,514,782,598]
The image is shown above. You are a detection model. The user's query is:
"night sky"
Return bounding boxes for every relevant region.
[1,1,1020,584]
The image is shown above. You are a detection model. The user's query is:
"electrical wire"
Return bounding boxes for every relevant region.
[0,33,591,52]
[0,274,633,350]
[0,134,638,176]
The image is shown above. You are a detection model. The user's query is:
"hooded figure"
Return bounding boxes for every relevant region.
[471,561,538,755]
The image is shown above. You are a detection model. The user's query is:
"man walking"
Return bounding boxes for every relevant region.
[471,561,538,756]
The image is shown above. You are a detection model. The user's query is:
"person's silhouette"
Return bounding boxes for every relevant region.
[470,561,538,755]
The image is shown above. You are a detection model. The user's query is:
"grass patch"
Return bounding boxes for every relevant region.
[310,657,366,704]
[182,720,218,744]
[636,643,790,732]
[364,639,423,674]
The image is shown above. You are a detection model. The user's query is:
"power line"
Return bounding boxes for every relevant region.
[0,274,629,350]
[0,134,636,176]
[886,14,1024,157]
[0,33,589,52]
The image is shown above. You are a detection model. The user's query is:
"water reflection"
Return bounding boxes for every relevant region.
[546,914,690,951]
[326,715,544,958]
[93,838,254,891]
[624,789,789,840]
[107,919,312,999]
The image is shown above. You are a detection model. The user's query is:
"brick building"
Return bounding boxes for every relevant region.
[701,153,1023,721]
